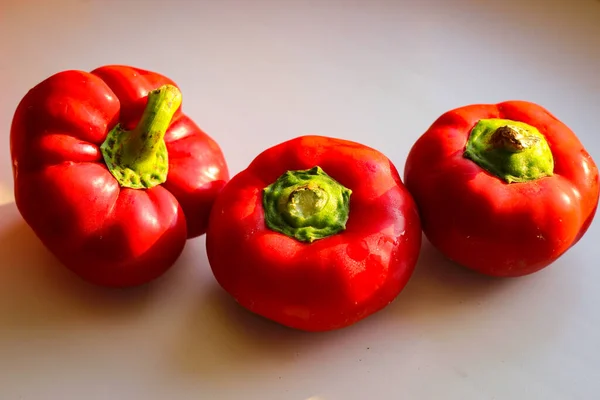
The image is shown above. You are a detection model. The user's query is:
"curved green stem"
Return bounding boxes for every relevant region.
[100,84,181,189]
[463,118,554,183]
[262,166,352,243]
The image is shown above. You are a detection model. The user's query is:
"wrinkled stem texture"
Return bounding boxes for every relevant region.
[100,84,182,189]
[262,166,352,242]
[463,118,554,183]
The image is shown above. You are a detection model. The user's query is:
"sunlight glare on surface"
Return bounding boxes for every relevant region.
[0,184,14,206]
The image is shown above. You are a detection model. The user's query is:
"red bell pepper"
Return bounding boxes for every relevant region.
[404,101,599,277]
[10,65,229,287]
[205,135,422,331]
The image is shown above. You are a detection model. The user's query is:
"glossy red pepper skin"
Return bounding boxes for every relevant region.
[10,65,229,287]
[404,101,599,277]
[206,135,422,332]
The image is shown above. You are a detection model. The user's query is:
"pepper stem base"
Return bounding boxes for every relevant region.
[100,84,181,189]
[263,166,352,243]
[100,126,169,189]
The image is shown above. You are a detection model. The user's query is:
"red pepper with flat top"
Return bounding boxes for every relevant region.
[206,135,422,331]
[10,65,229,287]
[404,101,599,277]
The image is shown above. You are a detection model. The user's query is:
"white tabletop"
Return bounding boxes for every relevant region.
[1,1,599,399]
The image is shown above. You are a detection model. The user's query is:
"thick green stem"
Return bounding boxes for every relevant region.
[100,84,182,189]
[463,118,554,183]
[262,166,352,243]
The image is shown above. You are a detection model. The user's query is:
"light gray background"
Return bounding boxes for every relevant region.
[1,0,599,399]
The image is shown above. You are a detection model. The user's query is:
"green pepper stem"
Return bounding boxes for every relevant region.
[287,185,329,222]
[263,166,352,243]
[463,118,554,183]
[122,85,181,166]
[489,125,540,152]
[100,84,181,189]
